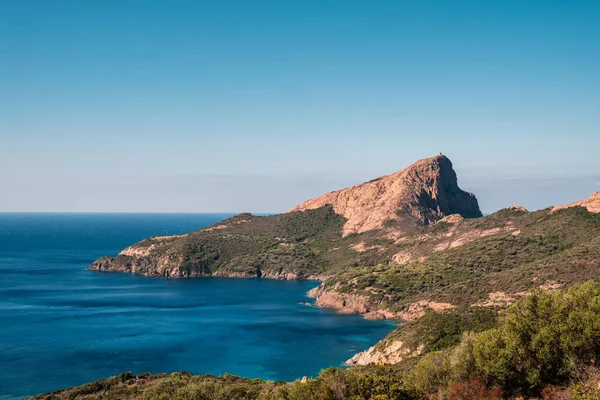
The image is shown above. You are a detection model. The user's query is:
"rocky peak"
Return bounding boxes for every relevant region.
[552,191,600,214]
[289,154,482,236]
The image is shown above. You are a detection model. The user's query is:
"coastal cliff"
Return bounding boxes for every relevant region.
[89,154,482,280]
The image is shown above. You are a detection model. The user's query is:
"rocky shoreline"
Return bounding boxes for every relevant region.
[307,285,400,321]
[307,284,455,321]
[346,339,424,366]
[90,256,324,281]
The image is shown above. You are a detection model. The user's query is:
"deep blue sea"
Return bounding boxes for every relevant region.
[0,213,395,399]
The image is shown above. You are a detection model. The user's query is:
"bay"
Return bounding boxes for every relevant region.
[0,213,395,399]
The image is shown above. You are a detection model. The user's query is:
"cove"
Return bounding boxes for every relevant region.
[0,214,396,399]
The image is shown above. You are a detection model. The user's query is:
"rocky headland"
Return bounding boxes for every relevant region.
[90,154,482,281]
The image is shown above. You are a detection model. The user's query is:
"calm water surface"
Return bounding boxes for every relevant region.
[0,213,395,399]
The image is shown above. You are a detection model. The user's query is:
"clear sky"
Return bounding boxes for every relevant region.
[1,0,599,214]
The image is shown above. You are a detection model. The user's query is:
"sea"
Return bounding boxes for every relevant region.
[0,213,395,399]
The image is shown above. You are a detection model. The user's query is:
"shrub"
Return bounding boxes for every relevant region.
[473,281,600,393]
[542,385,573,400]
[405,282,600,398]
[448,332,478,382]
[448,376,503,400]
[405,351,451,396]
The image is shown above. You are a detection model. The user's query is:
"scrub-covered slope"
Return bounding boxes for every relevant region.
[311,204,600,321]
[321,205,600,366]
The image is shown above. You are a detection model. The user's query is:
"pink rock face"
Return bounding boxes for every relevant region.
[552,191,600,214]
[290,154,482,236]
[308,286,373,315]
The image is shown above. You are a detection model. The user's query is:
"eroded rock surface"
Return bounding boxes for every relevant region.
[290,154,482,236]
[553,192,600,214]
[347,340,425,366]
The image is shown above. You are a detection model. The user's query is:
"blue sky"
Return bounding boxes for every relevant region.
[1,0,599,213]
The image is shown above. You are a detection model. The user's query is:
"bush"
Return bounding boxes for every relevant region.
[405,351,451,396]
[448,332,478,382]
[406,282,600,398]
[542,385,574,400]
[473,281,600,393]
[448,376,503,400]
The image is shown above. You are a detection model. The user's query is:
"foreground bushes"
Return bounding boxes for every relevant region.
[32,367,412,400]
[406,281,600,398]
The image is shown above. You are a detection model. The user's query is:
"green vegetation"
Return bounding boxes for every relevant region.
[377,307,498,355]
[323,231,565,310]
[95,206,366,278]
[31,368,411,400]
[404,281,600,399]
[322,207,600,311]
[474,282,600,393]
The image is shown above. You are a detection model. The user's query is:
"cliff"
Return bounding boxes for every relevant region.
[290,154,482,236]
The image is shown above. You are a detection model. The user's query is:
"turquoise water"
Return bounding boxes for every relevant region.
[0,213,395,399]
